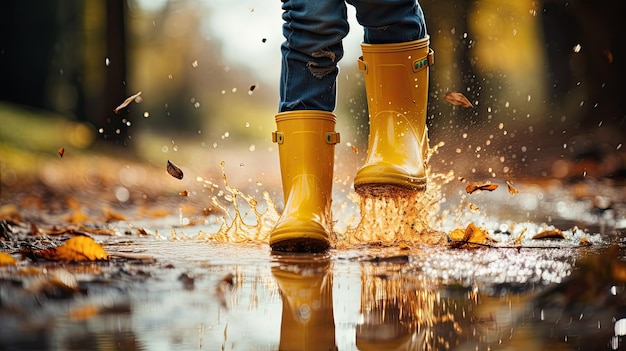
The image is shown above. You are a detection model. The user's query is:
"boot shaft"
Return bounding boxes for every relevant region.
[358,37,433,141]
[272,111,340,203]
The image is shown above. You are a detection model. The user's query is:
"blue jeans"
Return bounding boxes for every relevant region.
[279,0,427,112]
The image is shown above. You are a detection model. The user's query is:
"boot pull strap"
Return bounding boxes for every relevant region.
[325,132,340,144]
[413,48,434,72]
[272,131,284,144]
[272,131,340,144]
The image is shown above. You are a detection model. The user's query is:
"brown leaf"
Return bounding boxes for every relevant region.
[58,147,65,158]
[448,222,494,248]
[532,229,565,240]
[506,180,519,194]
[167,160,184,180]
[466,182,499,194]
[444,92,474,108]
[113,91,142,114]
[35,236,108,262]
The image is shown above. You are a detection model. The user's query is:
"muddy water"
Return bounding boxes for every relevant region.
[1,164,625,350]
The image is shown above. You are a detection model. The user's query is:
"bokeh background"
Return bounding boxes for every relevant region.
[0,0,624,195]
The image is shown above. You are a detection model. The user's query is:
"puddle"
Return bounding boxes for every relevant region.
[1,153,625,350]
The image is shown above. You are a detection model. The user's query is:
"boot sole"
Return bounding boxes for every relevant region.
[270,237,330,253]
[355,182,426,198]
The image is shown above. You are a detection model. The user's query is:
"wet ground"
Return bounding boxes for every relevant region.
[1,144,626,351]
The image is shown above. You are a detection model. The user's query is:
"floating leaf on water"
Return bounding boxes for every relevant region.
[114,91,142,114]
[444,92,474,108]
[34,236,108,262]
[58,147,65,158]
[505,180,518,194]
[466,182,498,194]
[448,222,495,248]
[167,160,184,180]
[0,252,16,266]
[532,228,565,240]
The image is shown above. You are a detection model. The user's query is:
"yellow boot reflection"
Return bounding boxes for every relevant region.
[356,265,427,351]
[272,254,337,351]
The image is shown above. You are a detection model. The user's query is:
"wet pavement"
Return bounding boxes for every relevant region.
[1,169,625,350]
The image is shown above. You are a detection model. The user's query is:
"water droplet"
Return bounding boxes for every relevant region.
[573,44,582,53]
[248,144,256,152]
[105,58,110,66]
[143,112,150,118]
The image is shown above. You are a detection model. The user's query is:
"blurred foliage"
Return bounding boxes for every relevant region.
[0,0,623,179]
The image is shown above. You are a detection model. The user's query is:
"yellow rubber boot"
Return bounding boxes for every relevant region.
[354,37,434,196]
[270,111,340,252]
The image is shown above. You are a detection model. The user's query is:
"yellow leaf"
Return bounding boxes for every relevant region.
[0,252,16,266]
[40,236,108,262]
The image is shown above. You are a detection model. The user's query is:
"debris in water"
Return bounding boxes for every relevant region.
[58,147,65,158]
[114,91,142,114]
[179,190,190,197]
[444,91,474,108]
[167,160,184,180]
[465,182,498,194]
[532,228,565,240]
[249,84,256,93]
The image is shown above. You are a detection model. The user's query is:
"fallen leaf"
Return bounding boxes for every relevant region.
[532,229,565,240]
[448,222,494,248]
[0,252,16,266]
[58,147,65,158]
[506,180,519,194]
[167,160,184,180]
[444,92,474,108]
[113,91,142,114]
[35,236,108,262]
[466,182,499,194]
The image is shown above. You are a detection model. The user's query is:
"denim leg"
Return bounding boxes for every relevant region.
[347,0,427,43]
[279,0,349,112]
